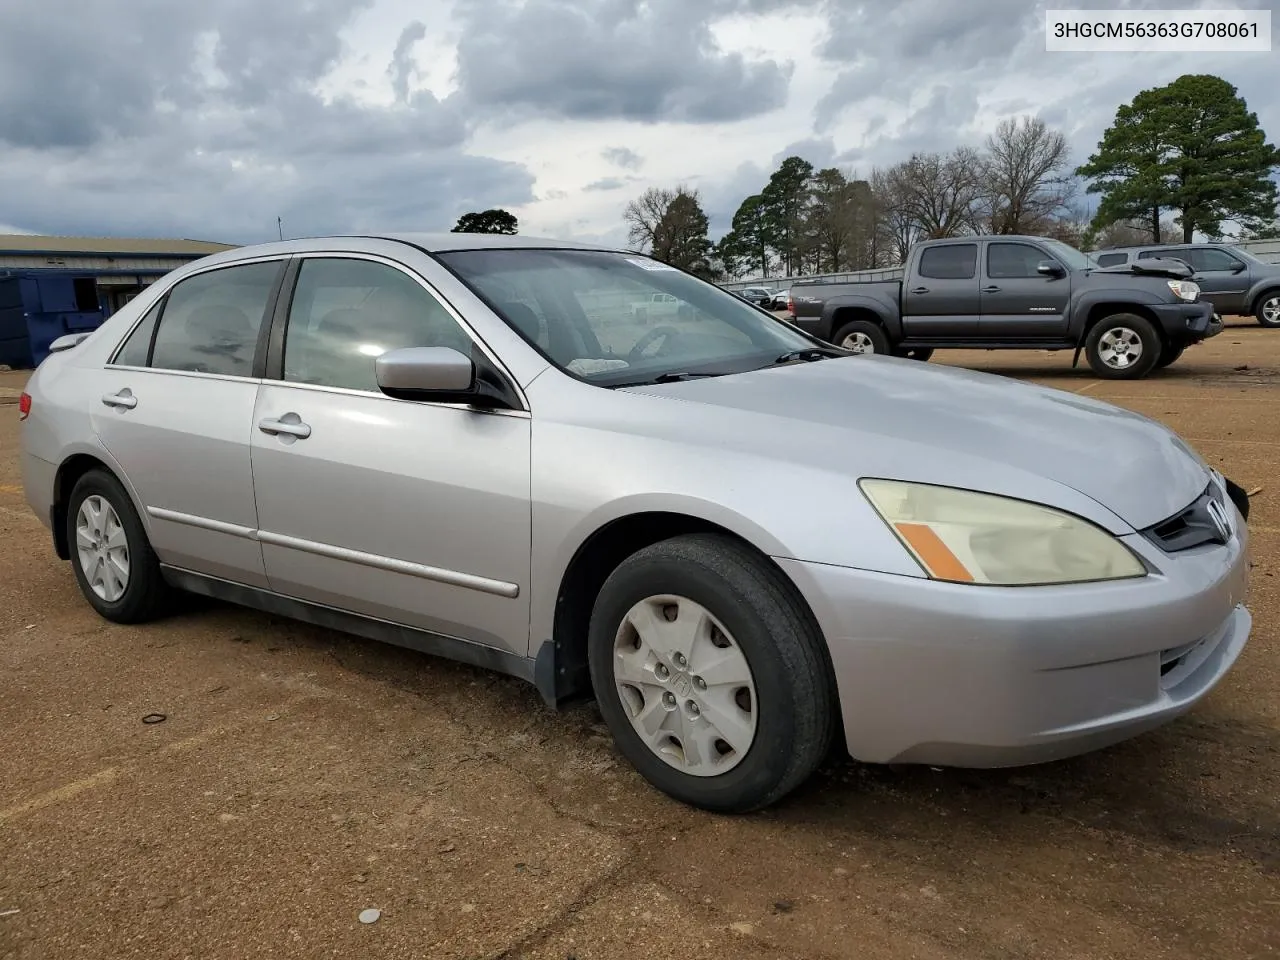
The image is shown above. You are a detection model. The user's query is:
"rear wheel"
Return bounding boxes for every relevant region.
[832,319,889,355]
[1084,313,1161,379]
[66,469,172,623]
[1256,292,1280,328]
[587,534,835,813]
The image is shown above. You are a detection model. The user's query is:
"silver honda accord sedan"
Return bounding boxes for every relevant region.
[19,234,1252,812]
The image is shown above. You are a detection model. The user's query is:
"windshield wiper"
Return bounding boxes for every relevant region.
[772,347,842,364]
[607,370,734,388]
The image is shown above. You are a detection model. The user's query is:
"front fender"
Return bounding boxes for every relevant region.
[1068,287,1176,338]
[1246,278,1280,314]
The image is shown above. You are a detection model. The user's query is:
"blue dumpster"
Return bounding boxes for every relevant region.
[0,272,106,368]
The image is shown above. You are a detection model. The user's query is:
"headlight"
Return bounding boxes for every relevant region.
[1167,279,1200,301]
[859,479,1147,586]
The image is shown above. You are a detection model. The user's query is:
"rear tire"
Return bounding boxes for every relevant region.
[832,319,889,356]
[1256,292,1280,328]
[587,534,835,813]
[66,469,172,624]
[1084,313,1161,380]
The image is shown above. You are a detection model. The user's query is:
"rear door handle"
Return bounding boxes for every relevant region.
[258,415,311,439]
[101,390,137,410]
[910,286,929,294]
[982,285,1001,293]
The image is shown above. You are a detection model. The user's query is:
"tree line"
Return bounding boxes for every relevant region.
[451,74,1279,282]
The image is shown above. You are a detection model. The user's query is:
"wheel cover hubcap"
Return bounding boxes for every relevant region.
[1098,327,1143,369]
[76,495,130,602]
[1263,297,1280,323]
[841,331,874,354]
[612,595,758,776]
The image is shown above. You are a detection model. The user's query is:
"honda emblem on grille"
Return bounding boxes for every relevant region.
[1206,498,1233,544]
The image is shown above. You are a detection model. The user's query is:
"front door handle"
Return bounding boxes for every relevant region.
[910,286,929,294]
[102,390,137,410]
[258,414,311,439]
[982,285,1001,293]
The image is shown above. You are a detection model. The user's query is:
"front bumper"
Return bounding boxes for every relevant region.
[1151,300,1220,341]
[777,512,1250,768]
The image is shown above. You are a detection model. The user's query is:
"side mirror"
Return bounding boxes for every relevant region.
[1232,261,1247,274]
[1036,260,1066,278]
[374,346,520,410]
[48,332,91,354]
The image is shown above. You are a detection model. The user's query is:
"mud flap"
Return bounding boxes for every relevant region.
[1072,344,1083,368]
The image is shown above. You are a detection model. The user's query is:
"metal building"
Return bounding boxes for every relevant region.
[0,234,236,368]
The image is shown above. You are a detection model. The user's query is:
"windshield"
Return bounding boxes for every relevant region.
[1041,238,1092,270]
[435,248,823,385]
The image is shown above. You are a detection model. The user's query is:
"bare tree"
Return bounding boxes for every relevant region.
[980,116,1075,234]
[888,149,983,240]
[871,166,919,264]
[623,187,677,252]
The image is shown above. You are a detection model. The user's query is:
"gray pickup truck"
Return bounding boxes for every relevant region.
[788,235,1223,379]
[1091,243,1280,328]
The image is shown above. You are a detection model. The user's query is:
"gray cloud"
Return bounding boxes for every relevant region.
[583,177,638,192]
[602,146,645,170]
[0,0,534,242]
[389,20,427,104]
[451,0,795,123]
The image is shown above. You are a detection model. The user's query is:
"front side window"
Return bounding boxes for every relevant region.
[435,249,821,386]
[282,258,473,392]
[1188,248,1243,272]
[987,243,1053,279]
[149,261,280,377]
[918,244,978,280]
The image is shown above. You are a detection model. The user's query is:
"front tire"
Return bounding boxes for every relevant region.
[1084,313,1161,379]
[66,469,172,624]
[1155,342,1186,369]
[1256,292,1280,328]
[587,534,835,813]
[832,319,889,355]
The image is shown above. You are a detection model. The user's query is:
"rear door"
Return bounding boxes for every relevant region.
[979,241,1071,339]
[901,243,980,339]
[92,258,285,588]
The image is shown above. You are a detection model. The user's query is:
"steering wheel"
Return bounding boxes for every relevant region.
[628,325,683,362]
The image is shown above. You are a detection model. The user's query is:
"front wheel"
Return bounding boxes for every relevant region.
[832,319,889,355]
[1155,342,1186,369]
[1256,293,1280,328]
[1084,313,1161,379]
[587,534,836,813]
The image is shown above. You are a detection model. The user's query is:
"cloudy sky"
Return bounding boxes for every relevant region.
[0,0,1276,246]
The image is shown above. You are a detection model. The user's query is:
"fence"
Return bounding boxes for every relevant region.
[717,237,1280,292]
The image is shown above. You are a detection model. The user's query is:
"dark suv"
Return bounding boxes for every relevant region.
[1093,244,1280,327]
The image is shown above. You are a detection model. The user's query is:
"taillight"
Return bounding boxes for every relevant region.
[18,392,31,420]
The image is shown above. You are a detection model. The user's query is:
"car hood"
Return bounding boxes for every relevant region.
[621,356,1210,531]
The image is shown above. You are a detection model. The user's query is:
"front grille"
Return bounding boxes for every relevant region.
[1142,481,1235,553]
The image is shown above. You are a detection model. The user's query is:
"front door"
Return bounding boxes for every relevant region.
[978,241,1071,339]
[901,242,980,339]
[1185,247,1251,314]
[92,259,284,588]
[249,255,532,656]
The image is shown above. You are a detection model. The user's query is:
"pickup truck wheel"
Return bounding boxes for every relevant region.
[832,319,888,355]
[586,533,835,813]
[1155,342,1185,369]
[1256,293,1280,327]
[1084,313,1161,379]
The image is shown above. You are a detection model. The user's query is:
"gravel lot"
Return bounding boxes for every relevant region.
[1,326,1277,960]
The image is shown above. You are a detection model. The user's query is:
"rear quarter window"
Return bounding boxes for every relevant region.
[1094,253,1129,267]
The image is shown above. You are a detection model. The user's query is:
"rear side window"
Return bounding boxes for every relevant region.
[1138,249,1177,260]
[149,261,281,377]
[1094,253,1128,268]
[112,299,163,367]
[918,244,977,280]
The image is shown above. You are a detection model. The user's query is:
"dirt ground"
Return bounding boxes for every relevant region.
[1,326,1277,960]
